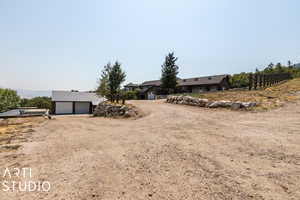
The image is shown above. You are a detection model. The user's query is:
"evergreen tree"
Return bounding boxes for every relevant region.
[108,61,126,102]
[161,52,179,94]
[275,62,283,73]
[288,60,293,68]
[96,63,111,97]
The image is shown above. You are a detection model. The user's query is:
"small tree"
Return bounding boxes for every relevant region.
[288,60,293,68]
[264,62,274,73]
[0,88,20,112]
[96,63,111,97]
[275,62,283,73]
[161,52,179,94]
[108,61,126,102]
[23,97,52,110]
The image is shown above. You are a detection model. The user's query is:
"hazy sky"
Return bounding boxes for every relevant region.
[1,0,300,91]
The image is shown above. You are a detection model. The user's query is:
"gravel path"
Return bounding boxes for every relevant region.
[1,100,300,199]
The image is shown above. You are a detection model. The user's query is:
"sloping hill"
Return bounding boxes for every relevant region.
[294,63,300,68]
[184,78,300,110]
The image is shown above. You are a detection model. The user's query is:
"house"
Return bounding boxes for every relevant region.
[138,80,166,99]
[124,83,140,91]
[52,91,105,114]
[177,74,230,93]
[124,74,231,99]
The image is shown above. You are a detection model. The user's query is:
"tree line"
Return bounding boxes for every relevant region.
[0,89,52,113]
[230,61,300,88]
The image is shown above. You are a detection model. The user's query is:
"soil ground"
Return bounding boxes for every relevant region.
[0,100,299,200]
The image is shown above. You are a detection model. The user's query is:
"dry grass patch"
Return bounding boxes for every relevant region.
[184,78,300,111]
[0,117,45,146]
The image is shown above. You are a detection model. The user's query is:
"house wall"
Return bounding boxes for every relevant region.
[124,87,137,91]
[147,91,155,100]
[191,86,205,93]
[209,86,218,92]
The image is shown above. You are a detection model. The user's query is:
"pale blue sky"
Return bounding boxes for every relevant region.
[1,0,300,91]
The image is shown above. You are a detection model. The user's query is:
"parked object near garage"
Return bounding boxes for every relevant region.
[52,90,105,115]
[0,107,49,118]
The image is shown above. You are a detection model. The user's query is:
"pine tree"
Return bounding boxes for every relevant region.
[161,52,179,94]
[275,62,283,73]
[96,63,111,97]
[288,60,293,68]
[108,61,126,102]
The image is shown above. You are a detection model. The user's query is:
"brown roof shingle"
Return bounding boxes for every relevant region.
[124,83,139,87]
[140,74,229,87]
[141,80,162,86]
[178,74,229,86]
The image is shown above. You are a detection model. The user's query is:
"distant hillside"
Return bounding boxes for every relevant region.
[17,89,51,99]
[294,63,300,68]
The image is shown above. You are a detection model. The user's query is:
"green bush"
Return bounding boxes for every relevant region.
[230,72,250,88]
[20,97,52,110]
[124,90,139,100]
[0,88,21,112]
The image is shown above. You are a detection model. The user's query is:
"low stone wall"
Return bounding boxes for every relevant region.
[93,102,139,118]
[166,96,257,110]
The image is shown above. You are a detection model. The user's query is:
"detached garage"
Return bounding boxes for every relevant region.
[52,91,105,115]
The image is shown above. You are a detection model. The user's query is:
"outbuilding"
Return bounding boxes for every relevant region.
[52,91,105,115]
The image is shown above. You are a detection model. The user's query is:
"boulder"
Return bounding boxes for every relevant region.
[241,102,257,108]
[231,102,242,110]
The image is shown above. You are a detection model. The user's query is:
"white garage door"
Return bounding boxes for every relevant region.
[56,102,73,114]
[75,102,90,114]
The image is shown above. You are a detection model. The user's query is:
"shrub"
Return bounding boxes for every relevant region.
[20,97,52,110]
[124,90,139,100]
[0,88,20,112]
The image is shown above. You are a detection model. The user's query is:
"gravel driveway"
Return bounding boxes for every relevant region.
[1,100,300,199]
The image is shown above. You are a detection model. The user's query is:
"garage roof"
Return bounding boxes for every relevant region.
[52,91,105,106]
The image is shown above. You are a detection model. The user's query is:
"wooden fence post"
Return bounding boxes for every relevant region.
[259,74,263,88]
[263,74,266,87]
[249,73,253,90]
[254,73,258,90]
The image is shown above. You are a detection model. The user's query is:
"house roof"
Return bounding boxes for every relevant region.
[140,75,229,87]
[52,91,105,105]
[178,74,229,86]
[141,80,162,86]
[124,82,139,87]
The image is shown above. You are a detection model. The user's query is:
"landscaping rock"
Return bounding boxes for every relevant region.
[166,95,257,110]
[93,102,139,118]
[241,102,257,108]
[231,102,242,110]
[166,95,209,107]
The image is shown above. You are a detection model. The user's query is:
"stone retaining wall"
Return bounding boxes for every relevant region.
[166,96,257,110]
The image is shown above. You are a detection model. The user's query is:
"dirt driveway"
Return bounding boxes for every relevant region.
[1,100,300,199]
